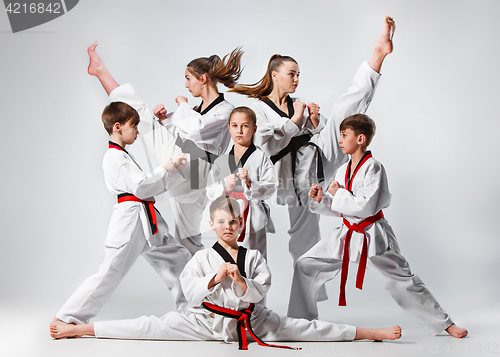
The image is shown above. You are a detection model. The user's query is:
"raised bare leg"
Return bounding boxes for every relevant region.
[88,41,119,95]
[446,323,468,339]
[354,325,402,341]
[368,16,396,73]
[50,322,95,339]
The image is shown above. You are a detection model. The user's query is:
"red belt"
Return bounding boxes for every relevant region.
[228,191,250,242]
[339,210,384,306]
[117,193,158,235]
[202,302,300,350]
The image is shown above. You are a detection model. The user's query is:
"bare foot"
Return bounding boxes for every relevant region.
[49,318,76,339]
[355,325,402,341]
[50,322,81,339]
[87,41,104,76]
[368,16,396,73]
[86,42,119,95]
[375,16,396,56]
[446,324,468,338]
[373,326,402,341]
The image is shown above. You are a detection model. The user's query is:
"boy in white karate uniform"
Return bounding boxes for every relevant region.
[50,102,192,331]
[287,114,468,338]
[51,196,402,347]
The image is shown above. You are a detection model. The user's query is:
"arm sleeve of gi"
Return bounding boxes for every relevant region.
[118,157,185,199]
[233,251,271,302]
[243,155,278,201]
[206,160,225,200]
[180,253,222,305]
[309,193,341,217]
[252,103,301,156]
[162,102,232,155]
[308,113,327,136]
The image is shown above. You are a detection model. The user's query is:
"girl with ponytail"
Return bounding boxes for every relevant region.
[231,17,396,274]
[86,43,244,255]
[151,47,244,255]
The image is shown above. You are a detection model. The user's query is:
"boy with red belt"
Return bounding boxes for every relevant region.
[50,102,191,331]
[287,114,467,338]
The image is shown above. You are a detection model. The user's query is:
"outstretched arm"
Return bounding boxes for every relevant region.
[114,155,185,199]
[162,101,233,155]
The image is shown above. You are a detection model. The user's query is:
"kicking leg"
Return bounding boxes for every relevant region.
[368,16,396,73]
[88,41,119,95]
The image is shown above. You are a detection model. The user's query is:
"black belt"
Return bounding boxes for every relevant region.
[175,135,218,189]
[270,133,324,206]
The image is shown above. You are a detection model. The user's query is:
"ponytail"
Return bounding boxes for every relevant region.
[187,47,244,89]
[230,54,297,99]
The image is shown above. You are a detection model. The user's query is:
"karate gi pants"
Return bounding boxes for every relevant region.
[288,191,328,301]
[56,219,191,325]
[288,238,453,335]
[240,226,268,261]
[171,194,205,256]
[94,305,356,342]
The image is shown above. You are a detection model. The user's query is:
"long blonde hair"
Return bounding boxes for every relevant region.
[230,54,297,99]
[187,47,244,89]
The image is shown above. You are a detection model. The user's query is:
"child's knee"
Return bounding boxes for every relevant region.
[295,255,319,276]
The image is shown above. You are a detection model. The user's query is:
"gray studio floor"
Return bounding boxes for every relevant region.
[3,305,499,357]
[4,233,499,357]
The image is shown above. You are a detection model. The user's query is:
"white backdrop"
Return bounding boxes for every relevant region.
[1,0,499,336]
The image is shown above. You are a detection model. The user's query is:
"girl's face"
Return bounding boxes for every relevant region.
[185,68,204,97]
[272,61,300,94]
[228,112,256,147]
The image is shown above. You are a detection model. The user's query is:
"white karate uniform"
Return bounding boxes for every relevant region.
[252,61,381,263]
[207,144,278,259]
[288,155,454,335]
[56,144,192,325]
[94,246,356,343]
[109,84,233,254]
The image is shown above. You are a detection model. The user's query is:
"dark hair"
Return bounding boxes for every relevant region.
[339,114,376,146]
[228,106,257,126]
[209,196,240,221]
[101,101,140,135]
[230,54,297,99]
[187,47,244,89]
